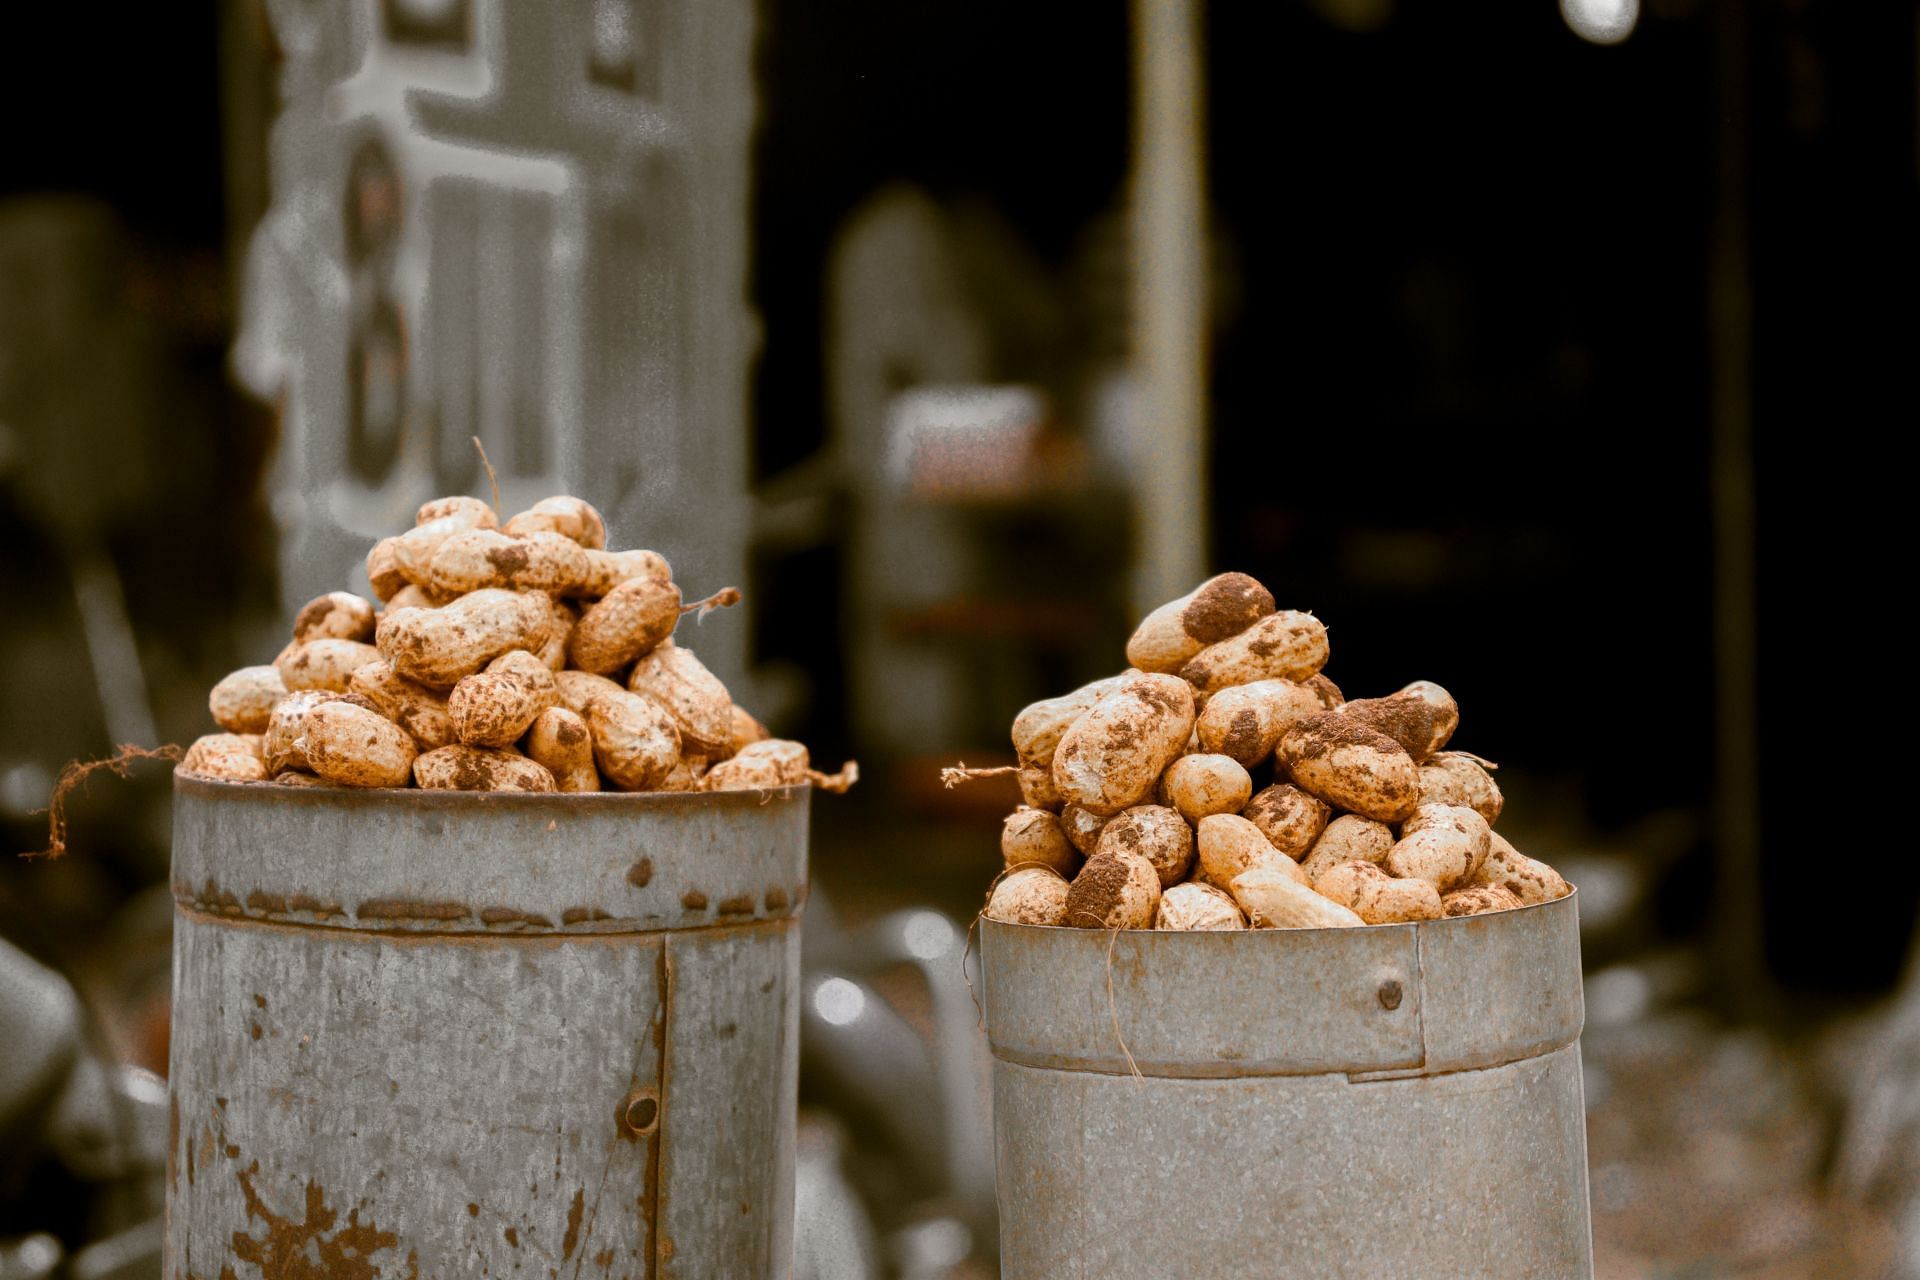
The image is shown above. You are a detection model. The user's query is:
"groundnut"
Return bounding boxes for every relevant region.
[381,584,449,614]
[413,745,556,792]
[271,770,327,787]
[502,496,607,549]
[376,589,550,689]
[208,665,287,734]
[277,638,380,693]
[1002,808,1080,877]
[1010,673,1135,768]
[1277,712,1420,823]
[1465,832,1571,905]
[1161,754,1253,824]
[303,701,417,788]
[422,529,590,596]
[727,705,770,755]
[1155,881,1248,931]
[449,650,559,749]
[1196,814,1306,892]
[1339,681,1459,763]
[534,595,577,671]
[1314,860,1444,924]
[569,576,681,675]
[1443,884,1525,917]
[1063,851,1161,930]
[585,690,682,789]
[1060,804,1109,855]
[577,548,673,598]
[179,733,266,782]
[1050,674,1195,816]
[415,496,498,529]
[366,538,406,601]
[292,591,377,644]
[263,690,357,775]
[1303,673,1344,709]
[1402,803,1491,848]
[1125,573,1276,674]
[628,642,732,757]
[1417,752,1504,825]
[702,739,810,792]
[554,669,626,717]
[1017,765,1064,811]
[1300,815,1396,885]
[1095,805,1195,887]
[349,659,457,751]
[392,508,495,585]
[1229,866,1363,929]
[1384,823,1489,892]
[1241,783,1332,858]
[1179,611,1329,695]
[523,706,598,792]
[658,756,710,792]
[1195,679,1326,766]
[987,867,1071,926]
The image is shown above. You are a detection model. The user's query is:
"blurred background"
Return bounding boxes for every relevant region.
[0,0,1912,1276]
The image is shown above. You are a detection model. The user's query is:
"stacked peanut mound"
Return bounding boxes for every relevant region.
[980,573,1569,930]
[178,495,853,795]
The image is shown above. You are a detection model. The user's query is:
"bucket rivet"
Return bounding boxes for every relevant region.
[620,1090,660,1137]
[1377,979,1403,1011]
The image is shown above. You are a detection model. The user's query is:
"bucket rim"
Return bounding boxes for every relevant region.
[978,883,1578,938]
[173,771,811,812]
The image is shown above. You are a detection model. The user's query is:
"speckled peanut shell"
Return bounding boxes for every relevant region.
[1443,883,1525,917]
[392,510,494,586]
[987,866,1072,926]
[415,496,498,529]
[1059,804,1109,856]
[1401,803,1491,849]
[349,659,457,751]
[1300,815,1396,886]
[422,529,591,596]
[534,594,577,672]
[523,706,598,792]
[303,701,417,788]
[1241,783,1332,859]
[702,739,810,792]
[1161,754,1253,824]
[1154,881,1248,931]
[577,548,673,598]
[277,638,381,693]
[1314,860,1444,924]
[449,650,559,749]
[1017,765,1064,811]
[726,705,771,759]
[1465,833,1571,905]
[382,584,449,614]
[657,756,711,792]
[208,665,287,734]
[1229,866,1363,929]
[260,690,378,776]
[1302,673,1345,709]
[1010,673,1135,768]
[1278,712,1420,823]
[1384,825,1488,892]
[376,589,549,689]
[366,537,407,601]
[1339,681,1459,763]
[179,733,267,782]
[292,591,377,645]
[627,642,733,757]
[584,690,681,790]
[1195,679,1327,766]
[1124,573,1275,674]
[501,496,607,549]
[271,770,328,787]
[1002,808,1081,877]
[413,745,556,792]
[1417,752,1504,825]
[554,670,626,718]
[1179,611,1329,694]
[569,575,682,675]
[1063,851,1161,930]
[1196,814,1306,892]
[1050,673,1196,816]
[1095,805,1195,888]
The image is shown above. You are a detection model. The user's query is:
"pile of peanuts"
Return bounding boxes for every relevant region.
[178,495,852,795]
[980,572,1570,931]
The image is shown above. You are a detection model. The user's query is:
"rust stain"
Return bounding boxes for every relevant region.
[225,1143,241,1159]
[185,1131,195,1187]
[467,1203,479,1217]
[562,1187,585,1261]
[247,891,289,913]
[192,878,243,915]
[503,1226,519,1247]
[249,1022,263,1041]
[230,1161,399,1279]
[480,907,554,927]
[254,994,269,1010]
[561,907,611,925]
[715,894,754,916]
[356,899,471,922]
[764,886,788,911]
[679,891,708,911]
[627,858,653,888]
[287,893,344,918]
[594,1248,613,1269]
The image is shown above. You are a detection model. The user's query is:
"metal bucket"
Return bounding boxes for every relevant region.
[164,775,809,1280]
[981,892,1591,1279]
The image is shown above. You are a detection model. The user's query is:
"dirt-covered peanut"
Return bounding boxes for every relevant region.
[1050,673,1195,816]
[1017,765,1064,811]
[277,638,380,693]
[303,701,417,788]
[208,665,287,734]
[1179,611,1329,694]
[392,509,495,585]
[585,689,682,789]
[987,866,1071,926]
[1300,815,1396,885]
[1465,832,1571,905]
[1125,573,1276,674]
[532,594,576,671]
[449,650,559,748]
[1155,881,1248,930]
[1401,803,1491,851]
[415,495,498,529]
[1443,884,1525,917]
[577,548,673,598]
[569,575,682,675]
[422,528,591,596]
[1277,712,1420,823]
[263,690,342,774]
[1002,808,1080,877]
[1229,866,1363,929]
[1417,752,1504,825]
[523,706,598,792]
[1339,681,1458,763]
[554,669,626,717]
[657,755,710,792]
[381,584,448,614]
[1063,851,1161,929]
[1196,814,1306,892]
[1161,753,1253,824]
[349,659,456,750]
[1195,679,1327,766]
[498,495,606,549]
[413,744,556,792]
[376,588,549,689]
[724,705,771,760]
[1314,860,1443,924]
[1095,805,1195,887]
[1010,673,1135,768]
[179,733,266,782]
[1241,783,1331,858]
[1303,673,1344,709]
[1060,803,1109,856]
[271,770,327,787]
[627,642,732,757]
[1384,822,1488,892]
[366,537,407,601]
[702,739,810,792]
[292,591,377,644]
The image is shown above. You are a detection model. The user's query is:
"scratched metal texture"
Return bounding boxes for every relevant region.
[166,777,805,1280]
[981,892,1593,1279]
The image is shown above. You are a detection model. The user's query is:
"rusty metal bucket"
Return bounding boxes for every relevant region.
[981,892,1592,1279]
[164,775,809,1279]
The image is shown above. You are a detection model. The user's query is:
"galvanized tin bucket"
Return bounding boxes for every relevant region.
[165,775,809,1280]
[981,892,1591,1279]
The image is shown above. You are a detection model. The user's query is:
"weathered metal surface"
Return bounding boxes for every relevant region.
[166,778,806,1279]
[981,893,1592,1279]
